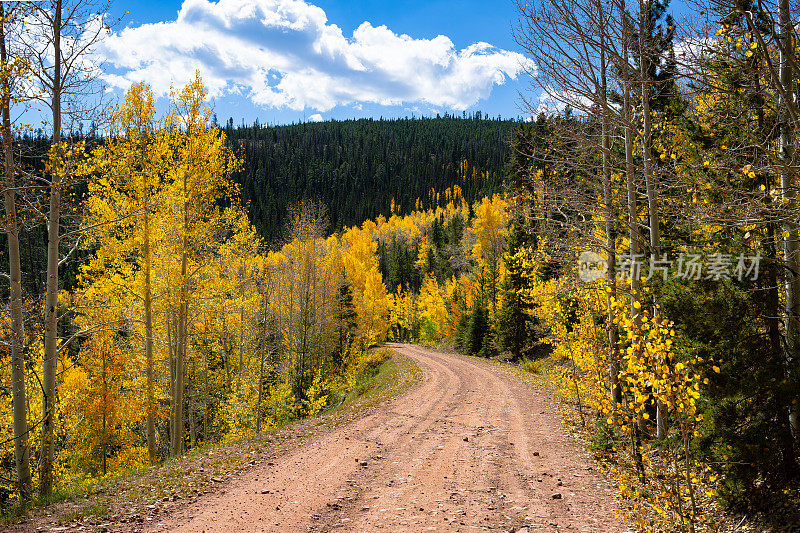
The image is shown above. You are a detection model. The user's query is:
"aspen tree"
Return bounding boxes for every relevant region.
[638,0,666,440]
[90,82,163,462]
[0,1,31,500]
[776,0,800,442]
[163,74,237,455]
[619,0,641,335]
[38,0,65,497]
[598,0,621,411]
[468,194,509,327]
[282,200,335,399]
[23,0,108,496]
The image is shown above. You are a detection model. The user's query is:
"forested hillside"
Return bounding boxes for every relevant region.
[223,116,514,241]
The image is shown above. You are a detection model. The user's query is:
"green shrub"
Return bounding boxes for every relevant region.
[521,358,542,374]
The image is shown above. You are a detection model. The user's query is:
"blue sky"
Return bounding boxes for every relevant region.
[99,0,533,126]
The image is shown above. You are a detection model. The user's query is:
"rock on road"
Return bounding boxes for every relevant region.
[153,344,627,532]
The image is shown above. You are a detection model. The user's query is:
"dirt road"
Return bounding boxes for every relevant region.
[152,344,627,532]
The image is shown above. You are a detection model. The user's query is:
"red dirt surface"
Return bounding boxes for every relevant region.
[141,344,627,532]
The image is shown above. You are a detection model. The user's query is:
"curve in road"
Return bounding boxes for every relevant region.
[151,344,628,532]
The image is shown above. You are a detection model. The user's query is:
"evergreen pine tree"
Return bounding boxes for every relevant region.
[333,279,358,366]
[498,218,533,359]
[466,299,491,357]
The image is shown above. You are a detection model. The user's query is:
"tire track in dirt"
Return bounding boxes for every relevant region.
[148,344,627,532]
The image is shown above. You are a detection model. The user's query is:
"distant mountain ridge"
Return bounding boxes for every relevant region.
[223,115,520,242]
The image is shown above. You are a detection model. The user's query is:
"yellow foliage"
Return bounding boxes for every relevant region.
[521,259,723,531]
[418,275,450,340]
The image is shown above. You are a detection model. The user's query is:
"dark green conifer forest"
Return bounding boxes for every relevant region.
[223,115,515,241]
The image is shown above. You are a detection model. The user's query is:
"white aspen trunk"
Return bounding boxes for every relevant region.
[143,204,156,462]
[639,3,661,265]
[599,15,621,407]
[638,0,666,440]
[779,0,800,441]
[189,359,196,447]
[1,4,32,499]
[620,0,638,411]
[40,0,62,497]
[172,168,189,457]
[238,307,244,394]
[167,309,175,453]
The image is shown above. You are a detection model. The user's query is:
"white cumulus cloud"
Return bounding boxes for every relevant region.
[535,85,595,117]
[307,113,323,122]
[99,0,534,111]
